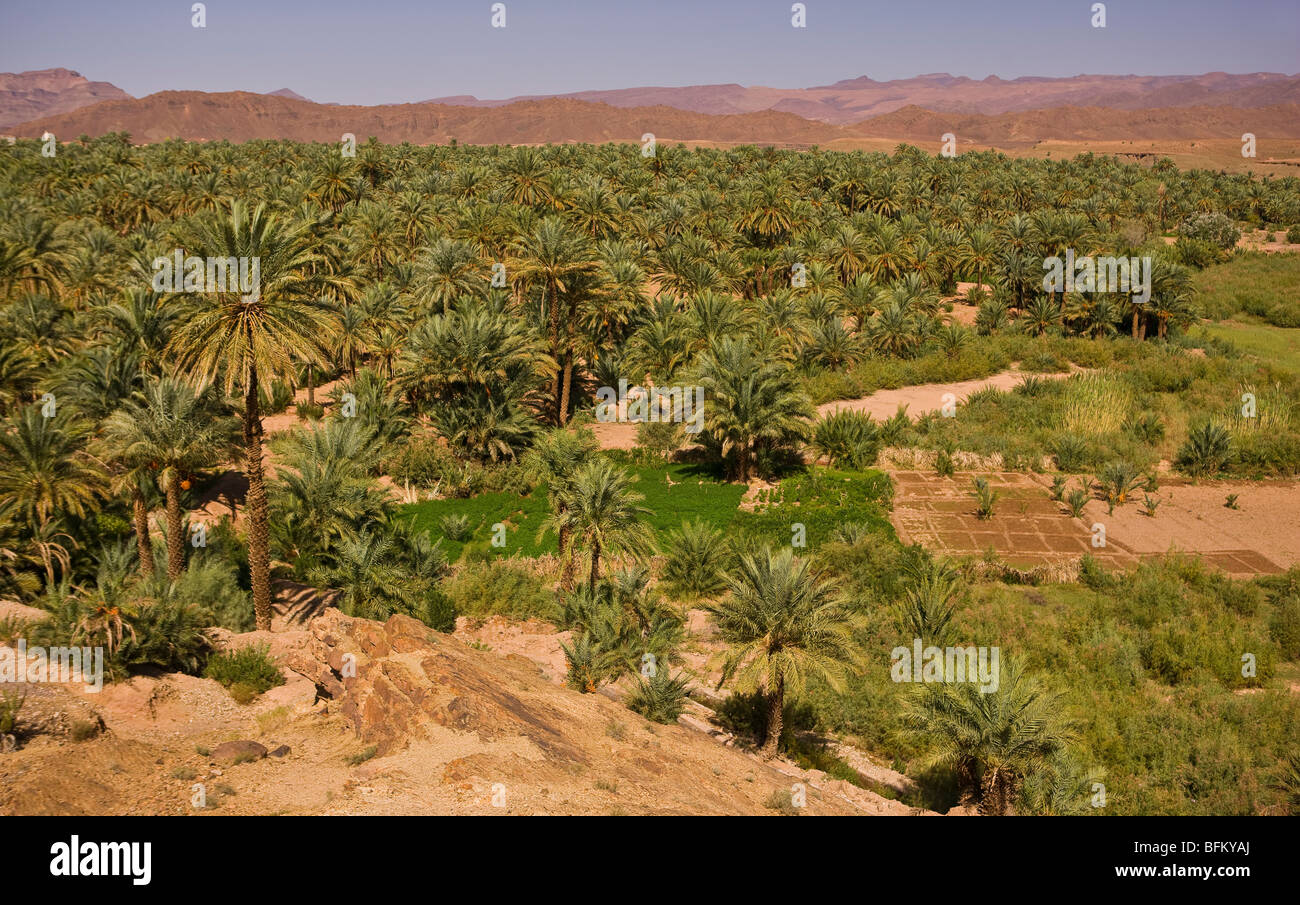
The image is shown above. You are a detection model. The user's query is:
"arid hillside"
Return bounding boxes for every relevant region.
[0,604,917,816]
[12,89,1300,152]
[9,92,846,146]
[0,68,130,129]
[422,71,1300,123]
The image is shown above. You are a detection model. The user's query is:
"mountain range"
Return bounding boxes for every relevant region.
[4,68,1299,148]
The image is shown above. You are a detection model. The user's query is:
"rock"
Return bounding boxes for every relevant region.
[211,740,268,765]
[269,745,291,757]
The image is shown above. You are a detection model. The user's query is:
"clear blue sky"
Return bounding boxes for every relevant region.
[2,0,1297,105]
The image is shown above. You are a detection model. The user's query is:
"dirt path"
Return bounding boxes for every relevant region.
[817,367,1076,422]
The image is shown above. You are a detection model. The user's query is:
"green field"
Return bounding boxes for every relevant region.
[400,461,898,562]
[1193,320,1300,373]
[400,462,748,561]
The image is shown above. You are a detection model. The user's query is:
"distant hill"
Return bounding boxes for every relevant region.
[0,68,130,129]
[421,72,1300,125]
[12,88,1300,148]
[848,102,1300,143]
[265,88,313,102]
[9,91,847,145]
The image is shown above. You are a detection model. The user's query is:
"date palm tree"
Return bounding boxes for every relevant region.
[510,218,600,424]
[101,375,232,579]
[168,201,332,630]
[544,458,653,588]
[706,546,862,756]
[695,336,814,482]
[0,407,103,587]
[903,658,1073,815]
[529,427,599,590]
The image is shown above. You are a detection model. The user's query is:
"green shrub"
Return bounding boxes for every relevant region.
[1174,236,1229,269]
[626,670,691,724]
[661,520,732,598]
[1269,595,1300,659]
[972,476,998,519]
[0,689,24,734]
[1178,212,1241,250]
[204,644,286,700]
[443,559,558,621]
[1176,422,1234,477]
[258,378,295,415]
[439,513,473,542]
[421,587,457,632]
[811,409,881,469]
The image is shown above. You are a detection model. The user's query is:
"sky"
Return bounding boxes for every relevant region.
[1,0,1297,105]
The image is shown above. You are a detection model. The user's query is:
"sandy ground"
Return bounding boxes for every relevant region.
[816,367,1077,422]
[1161,230,1300,254]
[1082,477,1300,573]
[887,469,1297,576]
[0,606,921,816]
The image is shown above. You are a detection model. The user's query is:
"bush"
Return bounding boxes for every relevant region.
[0,689,24,734]
[972,476,998,519]
[1269,594,1300,660]
[443,559,558,621]
[626,670,691,724]
[439,513,473,542]
[1178,212,1240,250]
[661,520,732,598]
[258,379,295,415]
[204,644,286,700]
[811,409,880,469]
[1173,236,1229,269]
[422,587,457,632]
[1287,226,1300,245]
[1176,422,1234,477]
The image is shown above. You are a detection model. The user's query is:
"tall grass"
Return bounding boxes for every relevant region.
[1058,373,1135,437]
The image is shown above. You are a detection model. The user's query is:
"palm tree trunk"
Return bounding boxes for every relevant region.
[588,537,601,587]
[1131,308,1140,339]
[133,486,155,578]
[548,278,562,424]
[762,675,785,757]
[559,523,575,590]
[244,365,274,631]
[164,471,185,580]
[559,355,573,425]
[306,363,315,406]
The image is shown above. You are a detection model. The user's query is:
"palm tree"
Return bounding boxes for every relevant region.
[0,407,103,587]
[510,218,600,423]
[530,427,598,589]
[168,201,332,630]
[694,337,814,483]
[545,458,653,587]
[904,658,1073,815]
[101,376,232,579]
[706,547,862,756]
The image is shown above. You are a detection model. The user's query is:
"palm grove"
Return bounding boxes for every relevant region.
[2,134,1299,813]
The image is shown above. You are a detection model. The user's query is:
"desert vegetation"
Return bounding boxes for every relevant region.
[1,133,1299,815]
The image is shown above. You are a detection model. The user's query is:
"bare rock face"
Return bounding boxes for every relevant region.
[0,68,130,130]
[293,609,584,761]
